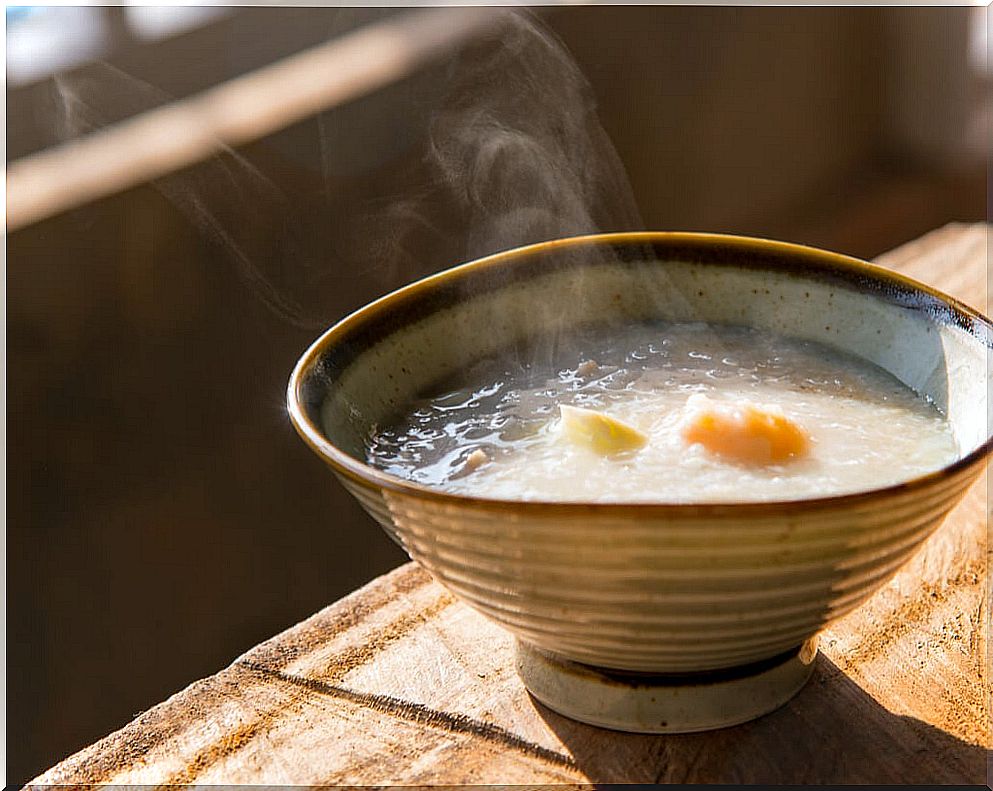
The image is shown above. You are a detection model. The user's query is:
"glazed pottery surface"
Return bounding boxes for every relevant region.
[288,233,992,678]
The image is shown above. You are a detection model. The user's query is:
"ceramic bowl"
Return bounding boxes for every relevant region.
[287,233,992,731]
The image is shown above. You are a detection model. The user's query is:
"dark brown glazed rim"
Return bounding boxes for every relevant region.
[287,232,993,516]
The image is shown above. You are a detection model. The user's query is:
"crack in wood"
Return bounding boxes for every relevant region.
[238,660,579,773]
[148,580,454,787]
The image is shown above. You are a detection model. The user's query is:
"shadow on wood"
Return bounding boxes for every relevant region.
[531,652,986,784]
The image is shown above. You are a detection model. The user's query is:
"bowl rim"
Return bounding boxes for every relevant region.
[287,231,993,515]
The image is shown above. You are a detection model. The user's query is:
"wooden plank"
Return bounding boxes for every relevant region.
[30,224,989,786]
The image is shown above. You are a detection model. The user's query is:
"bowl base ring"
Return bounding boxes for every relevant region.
[515,636,819,733]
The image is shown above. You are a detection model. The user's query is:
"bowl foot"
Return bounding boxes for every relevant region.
[515,637,818,733]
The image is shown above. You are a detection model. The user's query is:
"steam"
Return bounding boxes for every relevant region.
[427,10,642,258]
[50,10,642,329]
[53,63,312,326]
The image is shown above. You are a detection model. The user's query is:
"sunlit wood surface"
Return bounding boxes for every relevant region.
[29,224,989,785]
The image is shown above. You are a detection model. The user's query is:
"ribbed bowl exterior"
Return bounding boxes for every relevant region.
[335,461,980,672]
[289,233,993,675]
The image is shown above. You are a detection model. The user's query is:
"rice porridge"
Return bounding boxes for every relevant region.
[360,322,958,503]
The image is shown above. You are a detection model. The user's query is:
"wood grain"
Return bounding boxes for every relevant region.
[29,224,989,786]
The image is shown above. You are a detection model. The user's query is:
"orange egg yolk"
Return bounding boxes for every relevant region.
[681,400,810,465]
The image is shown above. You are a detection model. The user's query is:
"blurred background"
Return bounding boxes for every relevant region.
[6,5,989,784]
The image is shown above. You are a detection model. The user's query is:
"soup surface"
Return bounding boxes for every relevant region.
[359,322,958,502]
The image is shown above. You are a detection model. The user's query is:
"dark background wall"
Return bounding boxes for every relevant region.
[7,6,986,784]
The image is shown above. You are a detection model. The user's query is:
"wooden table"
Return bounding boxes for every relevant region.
[31,224,989,786]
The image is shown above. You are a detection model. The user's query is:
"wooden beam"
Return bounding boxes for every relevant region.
[6,7,508,232]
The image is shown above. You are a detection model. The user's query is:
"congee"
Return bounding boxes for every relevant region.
[359,321,957,503]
